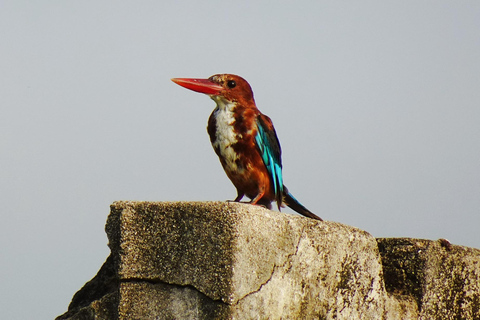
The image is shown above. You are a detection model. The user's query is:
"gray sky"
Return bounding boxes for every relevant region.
[1,2,479,319]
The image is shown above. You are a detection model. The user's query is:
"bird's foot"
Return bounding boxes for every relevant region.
[226,200,269,209]
[253,203,269,209]
[226,199,249,204]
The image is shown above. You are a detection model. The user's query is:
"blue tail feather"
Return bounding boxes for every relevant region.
[283,186,322,221]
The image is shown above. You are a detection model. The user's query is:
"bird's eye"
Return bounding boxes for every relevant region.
[227,80,236,88]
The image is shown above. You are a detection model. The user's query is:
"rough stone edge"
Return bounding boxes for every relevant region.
[57,202,480,319]
[55,255,119,319]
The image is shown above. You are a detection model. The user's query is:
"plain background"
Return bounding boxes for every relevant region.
[1,2,479,319]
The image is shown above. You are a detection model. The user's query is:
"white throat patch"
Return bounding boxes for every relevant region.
[211,97,241,173]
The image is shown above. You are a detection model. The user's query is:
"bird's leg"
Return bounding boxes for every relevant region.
[249,191,265,206]
[227,190,244,202]
[249,188,273,209]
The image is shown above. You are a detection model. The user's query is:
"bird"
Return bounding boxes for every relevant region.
[171,74,322,221]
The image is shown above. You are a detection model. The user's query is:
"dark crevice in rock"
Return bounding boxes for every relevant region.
[376,238,427,310]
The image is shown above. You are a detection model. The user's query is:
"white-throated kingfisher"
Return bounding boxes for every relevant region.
[171,74,322,221]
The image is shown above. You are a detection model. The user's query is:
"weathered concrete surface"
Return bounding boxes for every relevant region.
[57,201,480,320]
[378,238,480,320]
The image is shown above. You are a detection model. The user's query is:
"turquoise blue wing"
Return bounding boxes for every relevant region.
[255,114,284,207]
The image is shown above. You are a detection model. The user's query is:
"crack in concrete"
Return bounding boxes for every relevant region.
[120,223,308,307]
[233,224,306,305]
[121,277,229,305]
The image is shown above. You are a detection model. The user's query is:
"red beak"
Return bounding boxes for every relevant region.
[171,78,223,95]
